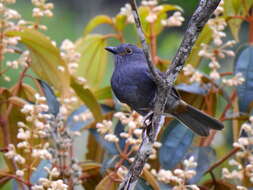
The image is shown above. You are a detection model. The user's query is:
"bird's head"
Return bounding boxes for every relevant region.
[105,44,145,65]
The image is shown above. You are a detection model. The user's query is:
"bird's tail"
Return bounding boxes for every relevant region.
[172,103,224,137]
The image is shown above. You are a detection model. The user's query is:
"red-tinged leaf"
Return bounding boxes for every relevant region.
[95,175,118,190]
[81,162,103,190]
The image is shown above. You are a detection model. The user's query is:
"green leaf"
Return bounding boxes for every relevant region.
[6,29,70,95]
[75,34,108,88]
[114,14,127,31]
[139,4,182,37]
[71,77,103,121]
[83,15,113,36]
[94,86,112,100]
[223,0,251,41]
[235,45,253,112]
[186,25,212,67]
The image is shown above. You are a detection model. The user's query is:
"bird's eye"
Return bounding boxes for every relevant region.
[125,47,133,54]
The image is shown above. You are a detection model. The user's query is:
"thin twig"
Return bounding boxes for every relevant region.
[129,0,163,85]
[205,147,240,174]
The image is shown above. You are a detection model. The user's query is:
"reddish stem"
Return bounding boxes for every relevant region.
[248,15,253,44]
[205,147,240,174]
[203,90,237,146]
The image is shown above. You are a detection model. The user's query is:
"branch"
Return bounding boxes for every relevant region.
[165,0,221,84]
[129,0,164,85]
[118,0,221,190]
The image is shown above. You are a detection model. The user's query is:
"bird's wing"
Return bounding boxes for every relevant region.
[144,67,181,99]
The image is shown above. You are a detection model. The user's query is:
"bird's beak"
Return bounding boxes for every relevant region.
[105,46,117,54]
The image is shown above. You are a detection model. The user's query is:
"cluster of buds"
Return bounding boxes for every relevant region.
[8,92,82,187]
[161,11,184,27]
[31,0,54,18]
[4,144,26,177]
[183,64,203,83]
[96,119,118,142]
[119,4,134,23]
[222,116,253,188]
[198,40,236,81]
[60,39,81,75]
[196,0,237,81]
[0,0,23,81]
[222,72,245,87]
[6,51,30,70]
[151,156,199,190]
[32,167,68,190]
[97,111,162,159]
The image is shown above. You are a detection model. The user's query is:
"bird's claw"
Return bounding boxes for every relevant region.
[143,111,154,127]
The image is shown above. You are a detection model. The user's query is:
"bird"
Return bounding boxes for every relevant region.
[105,43,224,136]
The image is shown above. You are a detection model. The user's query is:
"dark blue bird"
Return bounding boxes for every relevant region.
[105,44,224,136]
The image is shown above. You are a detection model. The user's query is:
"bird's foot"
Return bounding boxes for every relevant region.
[143,111,154,127]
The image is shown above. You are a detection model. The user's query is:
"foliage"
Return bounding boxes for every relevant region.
[1,0,253,190]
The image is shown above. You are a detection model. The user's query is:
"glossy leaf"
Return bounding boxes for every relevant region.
[89,128,118,155]
[71,77,103,122]
[38,80,60,116]
[30,160,51,184]
[235,45,253,112]
[187,146,216,184]
[95,175,118,190]
[186,25,212,67]
[6,29,70,95]
[94,86,113,100]
[83,15,113,36]
[75,34,108,88]
[159,120,194,170]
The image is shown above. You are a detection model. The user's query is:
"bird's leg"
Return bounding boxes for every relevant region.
[143,111,154,128]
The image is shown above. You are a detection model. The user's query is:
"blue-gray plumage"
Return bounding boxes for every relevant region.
[106,44,223,136]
